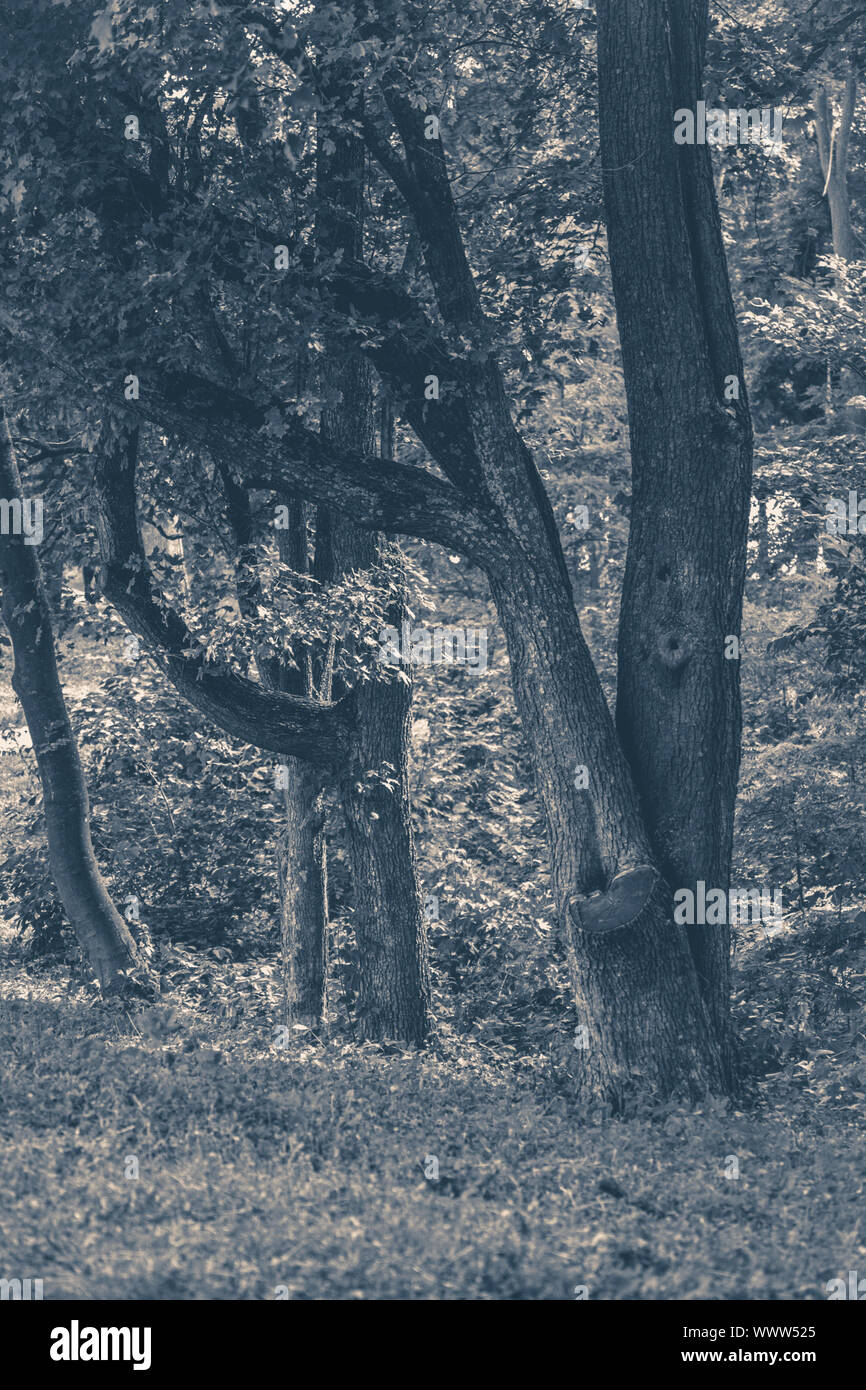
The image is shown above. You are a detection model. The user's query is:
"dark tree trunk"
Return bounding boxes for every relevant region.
[338,607,431,1043]
[0,406,143,993]
[318,125,430,1044]
[598,0,754,1066]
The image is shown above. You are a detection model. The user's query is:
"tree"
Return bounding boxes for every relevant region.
[0,0,754,1101]
[0,401,147,993]
[813,72,858,262]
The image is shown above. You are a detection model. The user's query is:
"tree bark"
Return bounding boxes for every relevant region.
[364,38,727,1096]
[598,0,754,1070]
[0,405,144,993]
[488,539,723,1100]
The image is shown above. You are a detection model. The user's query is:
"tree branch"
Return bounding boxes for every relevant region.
[93,429,354,767]
[129,370,497,564]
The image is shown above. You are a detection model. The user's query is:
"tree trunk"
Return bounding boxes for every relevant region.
[813,75,863,420]
[338,613,431,1043]
[489,543,723,1101]
[0,405,143,993]
[814,76,857,262]
[218,469,331,1034]
[277,757,329,1030]
[367,75,725,1091]
[273,503,331,1032]
[598,0,753,1072]
[318,124,430,1044]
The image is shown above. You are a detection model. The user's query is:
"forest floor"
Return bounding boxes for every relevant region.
[0,942,864,1300]
[1,621,865,1300]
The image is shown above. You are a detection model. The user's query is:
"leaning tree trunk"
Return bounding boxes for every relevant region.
[0,404,142,992]
[318,123,430,1044]
[598,0,754,1071]
[487,532,724,1102]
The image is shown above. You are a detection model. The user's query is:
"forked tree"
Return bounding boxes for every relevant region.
[1,0,752,1102]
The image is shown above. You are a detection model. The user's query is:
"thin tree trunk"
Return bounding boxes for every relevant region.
[277,756,328,1030]
[756,495,772,578]
[814,74,862,418]
[274,502,330,1032]
[814,75,857,261]
[218,466,330,1033]
[0,405,144,993]
[318,124,430,1044]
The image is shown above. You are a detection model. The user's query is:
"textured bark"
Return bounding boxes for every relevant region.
[339,616,431,1044]
[318,123,430,1044]
[489,544,723,1101]
[0,406,143,992]
[598,0,754,1067]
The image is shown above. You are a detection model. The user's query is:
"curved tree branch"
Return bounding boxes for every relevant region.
[128,370,498,564]
[93,430,355,767]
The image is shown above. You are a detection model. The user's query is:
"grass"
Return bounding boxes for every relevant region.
[0,946,864,1300]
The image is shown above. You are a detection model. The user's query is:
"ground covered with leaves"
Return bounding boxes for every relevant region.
[1,923,864,1300]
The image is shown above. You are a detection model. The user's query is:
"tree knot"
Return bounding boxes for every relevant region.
[657,631,690,671]
[568,865,659,936]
